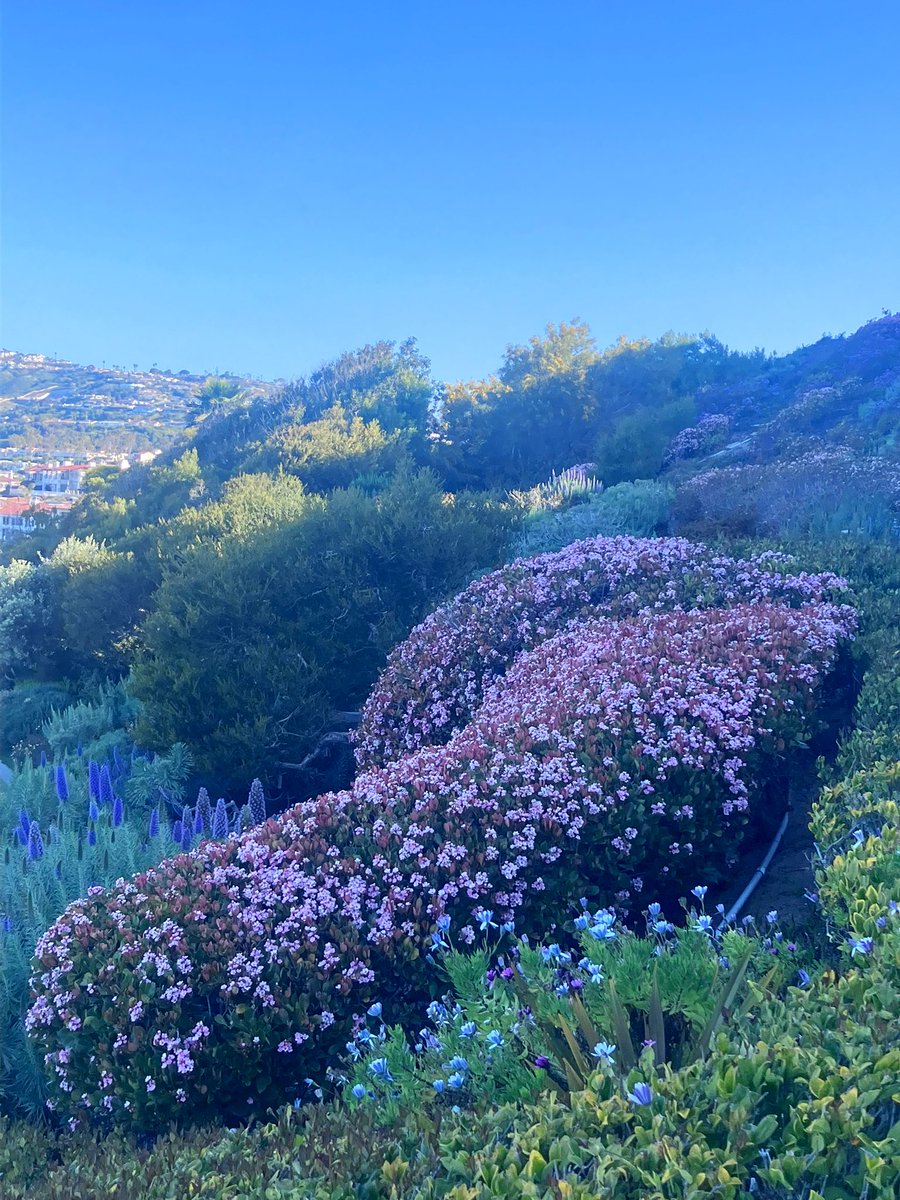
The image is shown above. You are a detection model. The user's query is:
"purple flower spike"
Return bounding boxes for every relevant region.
[148,808,160,838]
[55,765,69,803]
[112,795,124,827]
[248,778,266,826]
[99,765,114,807]
[88,760,101,802]
[212,798,229,839]
[27,821,45,861]
[196,787,211,829]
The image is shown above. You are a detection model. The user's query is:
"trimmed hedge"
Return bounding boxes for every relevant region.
[355,535,849,768]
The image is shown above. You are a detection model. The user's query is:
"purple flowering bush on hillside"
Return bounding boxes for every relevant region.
[26,598,854,1130]
[355,536,848,768]
[663,413,731,465]
[673,449,900,540]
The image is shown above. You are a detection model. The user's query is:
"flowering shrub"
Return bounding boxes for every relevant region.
[26,600,854,1129]
[355,535,848,767]
[673,448,900,541]
[663,413,731,464]
[342,895,802,1117]
[0,759,266,1119]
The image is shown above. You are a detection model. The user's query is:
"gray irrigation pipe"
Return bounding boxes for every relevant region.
[723,804,792,925]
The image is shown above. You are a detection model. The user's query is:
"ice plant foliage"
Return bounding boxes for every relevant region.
[355,536,848,768]
[27,583,854,1127]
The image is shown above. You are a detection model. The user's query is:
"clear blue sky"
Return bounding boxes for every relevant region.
[2,1,899,383]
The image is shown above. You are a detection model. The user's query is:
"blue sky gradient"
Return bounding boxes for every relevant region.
[2,1,899,381]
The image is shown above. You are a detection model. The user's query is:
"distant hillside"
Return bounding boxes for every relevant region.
[670,313,900,470]
[0,350,276,457]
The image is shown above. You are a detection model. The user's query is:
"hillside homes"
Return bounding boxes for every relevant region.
[0,498,38,542]
[25,463,89,494]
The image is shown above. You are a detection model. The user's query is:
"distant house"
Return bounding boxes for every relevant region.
[25,463,89,495]
[0,499,37,542]
[0,495,72,541]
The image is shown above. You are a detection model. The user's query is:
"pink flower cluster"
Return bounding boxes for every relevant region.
[664,413,731,464]
[355,536,848,768]
[27,586,855,1130]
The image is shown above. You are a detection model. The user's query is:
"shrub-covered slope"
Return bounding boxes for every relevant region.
[26,542,854,1130]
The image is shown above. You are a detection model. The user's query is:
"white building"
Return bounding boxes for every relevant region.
[25,463,89,495]
[0,499,36,542]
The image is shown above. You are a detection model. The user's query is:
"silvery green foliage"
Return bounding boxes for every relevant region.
[0,739,227,1119]
[0,756,183,1118]
[512,482,673,560]
[42,680,139,760]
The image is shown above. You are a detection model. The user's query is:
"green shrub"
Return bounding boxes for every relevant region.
[131,467,519,783]
[594,397,695,486]
[0,683,73,758]
[41,680,139,762]
[512,481,673,559]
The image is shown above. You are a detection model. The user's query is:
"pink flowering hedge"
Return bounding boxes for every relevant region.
[355,535,849,768]
[27,598,855,1131]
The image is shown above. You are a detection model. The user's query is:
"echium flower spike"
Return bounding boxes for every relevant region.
[148,808,160,839]
[88,760,101,802]
[27,821,44,861]
[212,798,229,839]
[196,787,211,829]
[99,764,114,807]
[112,795,124,828]
[18,809,31,842]
[193,808,204,836]
[180,822,192,852]
[248,778,266,826]
[40,750,47,768]
[88,799,100,824]
[55,765,69,803]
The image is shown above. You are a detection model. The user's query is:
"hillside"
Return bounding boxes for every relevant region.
[1,316,899,1198]
[155,317,900,500]
[0,350,276,458]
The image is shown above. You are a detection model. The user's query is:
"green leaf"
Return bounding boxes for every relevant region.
[607,978,637,1071]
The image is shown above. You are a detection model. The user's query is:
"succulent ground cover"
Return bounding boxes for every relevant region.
[26,591,854,1130]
